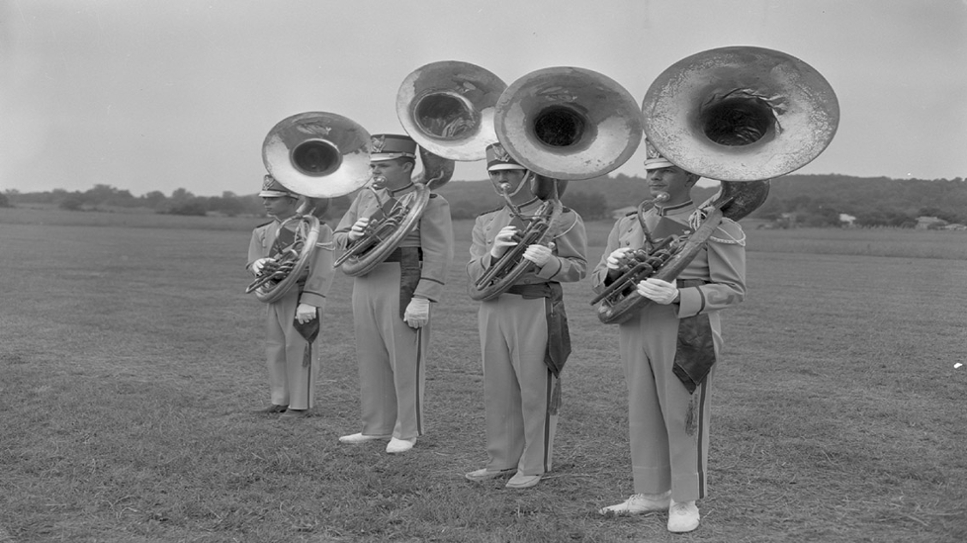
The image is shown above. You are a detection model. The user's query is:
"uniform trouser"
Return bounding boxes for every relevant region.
[352,262,429,440]
[265,291,318,410]
[479,293,558,476]
[618,302,722,503]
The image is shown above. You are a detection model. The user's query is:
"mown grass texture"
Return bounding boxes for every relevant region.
[1,209,965,542]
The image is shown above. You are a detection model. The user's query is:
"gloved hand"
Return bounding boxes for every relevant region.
[295,303,318,324]
[636,277,680,305]
[523,243,554,267]
[348,218,371,242]
[251,257,274,275]
[403,296,430,329]
[490,226,519,258]
[606,247,632,270]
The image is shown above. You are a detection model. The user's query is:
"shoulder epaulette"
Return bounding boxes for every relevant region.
[256,220,273,228]
[624,210,637,217]
[477,206,502,217]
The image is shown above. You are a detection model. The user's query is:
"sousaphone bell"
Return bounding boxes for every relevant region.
[470,66,644,301]
[247,111,372,303]
[333,61,507,277]
[594,46,839,324]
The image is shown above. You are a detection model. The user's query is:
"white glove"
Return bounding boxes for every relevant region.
[606,247,632,270]
[251,257,273,275]
[490,226,519,258]
[403,296,430,329]
[295,303,318,324]
[348,218,370,242]
[523,243,554,267]
[636,277,680,305]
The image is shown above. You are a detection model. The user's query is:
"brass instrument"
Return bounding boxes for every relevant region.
[494,66,643,180]
[335,61,505,277]
[397,60,507,164]
[642,46,839,181]
[247,112,371,303]
[469,66,643,301]
[594,46,839,324]
[469,174,564,301]
[593,181,769,324]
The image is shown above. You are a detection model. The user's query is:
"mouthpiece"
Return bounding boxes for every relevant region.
[498,182,512,193]
[654,191,670,203]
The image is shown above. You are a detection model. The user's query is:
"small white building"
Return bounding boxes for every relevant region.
[916,216,946,230]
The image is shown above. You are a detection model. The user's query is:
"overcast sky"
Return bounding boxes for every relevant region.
[2,0,965,197]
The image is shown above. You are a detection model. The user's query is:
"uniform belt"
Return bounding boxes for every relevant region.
[383,247,423,262]
[505,282,558,299]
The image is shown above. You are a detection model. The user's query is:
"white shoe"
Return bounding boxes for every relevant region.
[385,437,416,454]
[338,432,391,444]
[599,491,671,516]
[505,471,541,489]
[464,468,516,482]
[667,499,700,533]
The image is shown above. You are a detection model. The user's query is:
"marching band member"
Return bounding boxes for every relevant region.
[592,146,747,532]
[334,134,454,454]
[464,143,587,489]
[247,175,335,419]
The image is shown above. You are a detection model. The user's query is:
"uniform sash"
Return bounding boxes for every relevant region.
[397,247,423,319]
[672,279,717,393]
[270,223,296,256]
[293,309,320,367]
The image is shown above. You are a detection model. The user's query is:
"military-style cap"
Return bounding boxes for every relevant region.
[643,140,675,171]
[370,134,417,162]
[259,174,299,198]
[486,143,526,172]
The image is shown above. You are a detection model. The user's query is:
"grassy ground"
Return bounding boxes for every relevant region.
[1,208,965,542]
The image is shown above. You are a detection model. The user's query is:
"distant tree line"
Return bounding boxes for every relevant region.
[2,184,354,221]
[747,175,967,227]
[4,174,965,228]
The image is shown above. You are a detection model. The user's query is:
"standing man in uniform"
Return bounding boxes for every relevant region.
[247,175,336,419]
[464,143,587,489]
[334,134,454,454]
[592,145,747,533]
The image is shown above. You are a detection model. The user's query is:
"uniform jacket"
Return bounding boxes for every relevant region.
[333,185,454,302]
[591,201,746,317]
[247,217,335,308]
[468,198,587,287]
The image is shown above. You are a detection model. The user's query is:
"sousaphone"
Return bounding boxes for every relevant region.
[469,66,644,301]
[333,61,506,277]
[246,111,371,303]
[594,46,839,324]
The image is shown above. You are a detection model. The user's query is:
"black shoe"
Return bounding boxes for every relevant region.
[261,404,288,414]
[280,409,308,419]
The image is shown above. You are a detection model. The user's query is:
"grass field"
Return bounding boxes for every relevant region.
[1,208,965,542]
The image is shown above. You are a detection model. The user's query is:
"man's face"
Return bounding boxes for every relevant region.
[488,169,530,197]
[262,196,298,218]
[371,158,413,190]
[646,166,696,202]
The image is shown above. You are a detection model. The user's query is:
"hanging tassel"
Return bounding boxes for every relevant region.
[302,342,312,368]
[684,393,698,436]
[549,378,562,416]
